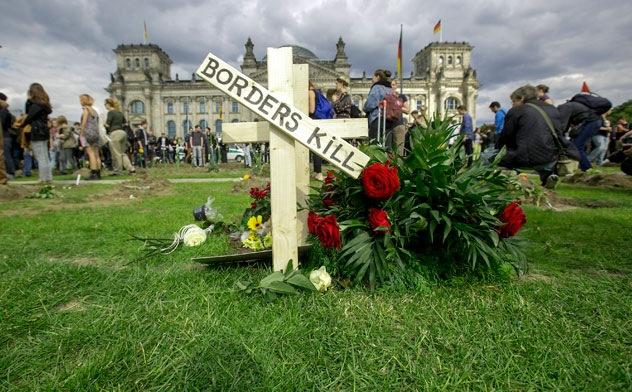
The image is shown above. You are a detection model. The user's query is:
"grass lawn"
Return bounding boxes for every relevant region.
[0,177,631,391]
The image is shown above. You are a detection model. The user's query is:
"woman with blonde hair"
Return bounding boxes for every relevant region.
[79,94,101,179]
[22,83,53,182]
[104,97,135,174]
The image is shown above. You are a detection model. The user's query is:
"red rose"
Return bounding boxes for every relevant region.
[368,208,391,233]
[498,202,526,238]
[315,215,342,249]
[324,170,336,185]
[251,202,257,209]
[307,211,322,235]
[323,198,335,207]
[249,183,271,200]
[362,162,400,200]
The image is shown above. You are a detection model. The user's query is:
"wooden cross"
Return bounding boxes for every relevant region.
[196,47,369,271]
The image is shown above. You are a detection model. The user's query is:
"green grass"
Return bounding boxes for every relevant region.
[0,179,631,391]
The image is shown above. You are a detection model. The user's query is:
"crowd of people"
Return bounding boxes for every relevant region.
[0,84,250,184]
[1,78,631,185]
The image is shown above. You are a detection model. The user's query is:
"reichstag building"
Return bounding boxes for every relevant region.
[106,38,479,138]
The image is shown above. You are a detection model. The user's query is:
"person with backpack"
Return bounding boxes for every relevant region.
[308,81,334,181]
[558,92,611,171]
[363,69,394,147]
[496,85,568,189]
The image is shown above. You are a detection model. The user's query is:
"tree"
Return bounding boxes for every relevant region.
[609,99,632,124]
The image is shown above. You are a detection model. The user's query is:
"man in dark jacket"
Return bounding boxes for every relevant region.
[0,92,15,182]
[558,99,602,171]
[496,85,562,188]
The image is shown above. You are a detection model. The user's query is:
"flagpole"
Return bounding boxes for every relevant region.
[440,21,443,43]
[399,24,403,95]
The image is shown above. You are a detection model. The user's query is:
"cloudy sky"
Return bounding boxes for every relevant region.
[1,0,631,125]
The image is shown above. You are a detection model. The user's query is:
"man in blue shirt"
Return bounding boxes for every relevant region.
[489,101,507,136]
[457,105,474,163]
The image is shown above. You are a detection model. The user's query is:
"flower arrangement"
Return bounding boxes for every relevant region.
[305,116,527,288]
[235,183,273,251]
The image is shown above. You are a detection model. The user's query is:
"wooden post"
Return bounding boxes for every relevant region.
[292,64,310,246]
[268,47,298,271]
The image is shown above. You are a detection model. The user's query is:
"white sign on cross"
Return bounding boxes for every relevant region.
[196,47,370,271]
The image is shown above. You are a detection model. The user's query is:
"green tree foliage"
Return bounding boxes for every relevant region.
[609,99,632,124]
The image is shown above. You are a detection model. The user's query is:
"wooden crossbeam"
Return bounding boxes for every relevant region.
[222,118,369,144]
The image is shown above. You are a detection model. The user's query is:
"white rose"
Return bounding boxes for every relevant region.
[182,226,207,247]
[309,266,332,292]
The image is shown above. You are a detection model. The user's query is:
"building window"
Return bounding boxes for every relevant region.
[182,100,190,114]
[214,99,222,113]
[167,120,176,139]
[135,58,140,68]
[144,58,149,68]
[231,101,239,113]
[445,97,459,110]
[125,58,131,68]
[199,119,208,130]
[456,56,462,65]
[438,56,444,65]
[416,96,426,111]
[166,101,174,114]
[130,100,145,114]
[447,56,453,65]
[214,119,223,134]
[199,98,206,113]
[183,120,192,134]
[353,99,360,107]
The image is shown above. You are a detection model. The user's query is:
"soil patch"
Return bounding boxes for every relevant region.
[0,184,40,201]
[546,191,622,210]
[562,171,632,190]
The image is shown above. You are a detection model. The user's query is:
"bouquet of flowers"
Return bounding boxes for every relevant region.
[235,183,273,251]
[305,116,527,288]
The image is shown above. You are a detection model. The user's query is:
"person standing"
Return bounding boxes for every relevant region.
[135,120,149,168]
[56,116,77,175]
[156,132,170,163]
[23,83,53,183]
[0,92,15,181]
[389,80,410,155]
[308,81,334,180]
[242,143,252,168]
[332,75,353,119]
[79,94,101,180]
[190,125,205,167]
[49,118,60,173]
[489,101,507,138]
[104,98,135,174]
[363,69,393,143]
[457,105,474,163]
[587,114,611,166]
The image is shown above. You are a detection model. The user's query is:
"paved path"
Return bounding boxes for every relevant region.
[9,178,242,186]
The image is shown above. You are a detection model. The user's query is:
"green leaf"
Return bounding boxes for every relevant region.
[259,271,284,288]
[266,281,298,294]
[286,274,317,291]
[284,260,295,278]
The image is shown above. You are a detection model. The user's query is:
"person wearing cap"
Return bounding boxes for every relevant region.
[332,75,352,119]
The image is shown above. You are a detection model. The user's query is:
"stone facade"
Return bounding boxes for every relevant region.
[107,39,478,139]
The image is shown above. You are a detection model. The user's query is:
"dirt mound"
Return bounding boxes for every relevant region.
[0,184,40,201]
[545,191,622,210]
[562,172,632,190]
[109,177,173,200]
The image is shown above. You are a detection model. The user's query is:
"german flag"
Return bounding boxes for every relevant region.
[397,26,402,79]
[433,20,441,34]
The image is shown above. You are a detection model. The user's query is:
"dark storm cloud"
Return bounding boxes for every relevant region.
[1,0,631,123]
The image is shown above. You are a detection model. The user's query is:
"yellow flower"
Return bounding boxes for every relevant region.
[242,173,251,181]
[247,215,263,231]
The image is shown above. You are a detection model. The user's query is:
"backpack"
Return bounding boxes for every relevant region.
[350,104,363,118]
[313,89,334,119]
[570,93,612,115]
[382,92,404,121]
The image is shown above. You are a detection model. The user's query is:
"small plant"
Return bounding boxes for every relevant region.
[28,185,59,199]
